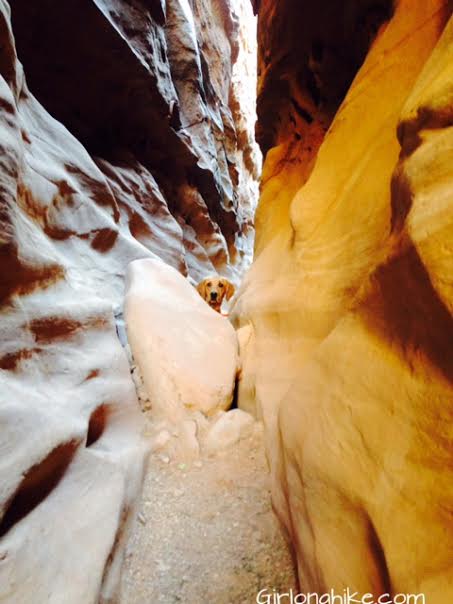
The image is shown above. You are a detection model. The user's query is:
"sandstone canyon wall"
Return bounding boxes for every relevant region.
[0,0,259,602]
[235,0,453,600]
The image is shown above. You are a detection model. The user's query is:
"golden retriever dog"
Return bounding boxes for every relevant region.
[197,276,235,313]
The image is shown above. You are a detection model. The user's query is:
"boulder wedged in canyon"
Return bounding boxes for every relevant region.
[235,0,453,600]
[0,0,258,601]
[125,258,259,463]
[125,257,238,424]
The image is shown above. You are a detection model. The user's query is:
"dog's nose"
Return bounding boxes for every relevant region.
[210,292,217,300]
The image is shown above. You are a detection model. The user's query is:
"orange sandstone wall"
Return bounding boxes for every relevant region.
[236,0,453,599]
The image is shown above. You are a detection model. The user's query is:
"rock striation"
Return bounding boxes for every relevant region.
[9,0,259,282]
[0,0,259,601]
[236,0,453,600]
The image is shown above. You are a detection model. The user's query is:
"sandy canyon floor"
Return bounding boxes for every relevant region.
[119,429,297,604]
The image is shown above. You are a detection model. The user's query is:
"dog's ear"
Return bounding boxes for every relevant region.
[224,280,235,301]
[197,279,207,300]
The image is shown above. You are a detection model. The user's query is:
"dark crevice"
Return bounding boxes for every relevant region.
[256,0,395,155]
[311,39,324,62]
[305,68,321,107]
[86,404,109,447]
[230,375,240,410]
[290,98,314,124]
[367,517,392,595]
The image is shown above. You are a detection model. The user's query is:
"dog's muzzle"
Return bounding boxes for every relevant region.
[210,292,218,301]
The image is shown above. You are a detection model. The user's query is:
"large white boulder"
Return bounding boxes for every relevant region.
[125,258,239,422]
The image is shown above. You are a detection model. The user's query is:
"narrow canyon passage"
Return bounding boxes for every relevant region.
[119,431,296,604]
[120,259,297,603]
[1,0,453,603]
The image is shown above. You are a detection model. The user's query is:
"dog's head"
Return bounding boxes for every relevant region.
[196,276,235,311]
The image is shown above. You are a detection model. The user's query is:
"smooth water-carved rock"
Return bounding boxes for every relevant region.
[9,0,259,280]
[0,0,258,600]
[236,1,453,600]
[0,300,148,604]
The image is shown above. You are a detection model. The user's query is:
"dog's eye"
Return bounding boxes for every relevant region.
[219,282,224,288]
[207,282,212,287]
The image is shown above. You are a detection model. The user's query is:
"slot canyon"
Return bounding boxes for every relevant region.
[0,0,452,603]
